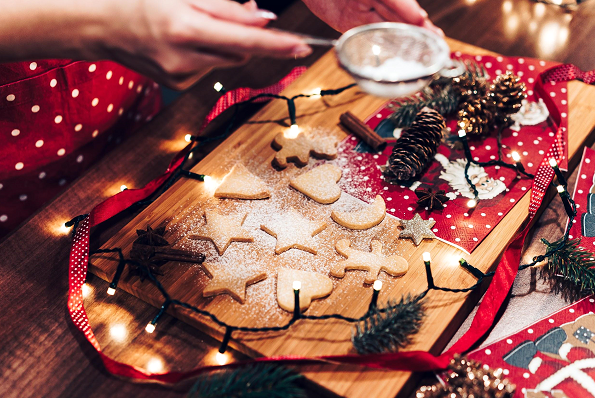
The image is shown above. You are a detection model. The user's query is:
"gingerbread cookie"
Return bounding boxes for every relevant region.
[272,132,338,168]
[331,195,386,230]
[260,209,327,254]
[290,164,342,204]
[188,209,253,255]
[277,267,333,311]
[215,164,270,199]
[332,239,408,284]
[202,262,267,304]
[399,213,436,246]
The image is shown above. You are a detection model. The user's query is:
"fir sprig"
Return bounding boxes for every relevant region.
[387,84,458,128]
[188,364,306,398]
[540,237,595,300]
[352,294,426,355]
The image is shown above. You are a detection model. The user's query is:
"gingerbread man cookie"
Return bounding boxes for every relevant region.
[332,239,408,284]
[276,267,333,311]
[290,164,342,204]
[272,132,338,168]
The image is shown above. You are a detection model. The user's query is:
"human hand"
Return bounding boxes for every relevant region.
[302,0,442,36]
[96,0,312,89]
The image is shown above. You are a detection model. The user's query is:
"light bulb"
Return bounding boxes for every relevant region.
[422,252,431,262]
[145,323,156,334]
[146,358,163,373]
[511,151,521,162]
[458,130,467,138]
[215,351,229,365]
[373,280,382,291]
[109,324,128,342]
[549,158,558,167]
[82,283,92,298]
[106,287,116,295]
[184,134,192,143]
[293,281,301,290]
[557,185,565,193]
[213,82,224,92]
[467,199,477,208]
[120,185,128,191]
[311,87,321,96]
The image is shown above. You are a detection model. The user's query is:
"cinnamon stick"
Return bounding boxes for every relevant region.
[340,111,387,151]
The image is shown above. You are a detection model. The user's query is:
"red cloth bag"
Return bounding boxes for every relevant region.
[0,60,162,238]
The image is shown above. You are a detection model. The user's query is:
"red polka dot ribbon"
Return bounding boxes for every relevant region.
[541,64,595,86]
[67,63,586,383]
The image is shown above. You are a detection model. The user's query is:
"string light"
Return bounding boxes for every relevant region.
[368,280,382,312]
[109,324,128,342]
[423,252,435,289]
[549,157,567,186]
[285,124,300,139]
[145,322,156,334]
[293,281,301,320]
[58,222,71,235]
[311,87,322,96]
[511,151,525,174]
[556,185,565,193]
[184,134,192,143]
[467,199,477,208]
[106,287,116,295]
[215,351,229,365]
[146,358,163,373]
[458,130,467,138]
[213,82,224,92]
[82,283,92,298]
[120,185,128,191]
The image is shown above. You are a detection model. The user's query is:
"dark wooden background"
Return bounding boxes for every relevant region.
[1,1,594,397]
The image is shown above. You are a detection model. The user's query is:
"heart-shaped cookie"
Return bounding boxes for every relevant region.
[277,267,333,312]
[290,163,342,204]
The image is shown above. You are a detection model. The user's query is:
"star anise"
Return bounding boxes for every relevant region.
[415,188,449,211]
[134,226,169,246]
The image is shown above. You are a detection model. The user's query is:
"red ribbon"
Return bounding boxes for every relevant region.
[67,62,582,384]
[541,63,595,86]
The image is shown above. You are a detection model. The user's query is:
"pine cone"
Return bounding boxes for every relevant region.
[489,71,527,118]
[457,98,496,137]
[384,107,445,182]
[452,74,489,105]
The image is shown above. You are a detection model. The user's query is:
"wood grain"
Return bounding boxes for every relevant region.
[2,1,595,398]
[88,37,595,398]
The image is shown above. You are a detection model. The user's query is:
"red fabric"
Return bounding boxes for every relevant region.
[0,60,161,238]
[64,61,588,384]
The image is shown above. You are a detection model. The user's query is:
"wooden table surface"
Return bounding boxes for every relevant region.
[1,1,594,397]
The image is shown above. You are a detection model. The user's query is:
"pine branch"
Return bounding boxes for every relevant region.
[188,364,305,398]
[352,294,426,355]
[540,237,595,301]
[386,60,488,128]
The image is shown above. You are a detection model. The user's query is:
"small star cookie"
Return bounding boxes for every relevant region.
[331,195,386,230]
[399,213,436,246]
[202,262,266,304]
[290,163,342,204]
[272,132,338,168]
[189,209,253,255]
[215,164,270,199]
[260,209,327,254]
[332,239,408,284]
[277,267,333,311]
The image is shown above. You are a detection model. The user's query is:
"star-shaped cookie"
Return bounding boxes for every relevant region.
[398,213,436,246]
[202,262,266,304]
[189,209,253,255]
[260,209,327,254]
[332,239,408,284]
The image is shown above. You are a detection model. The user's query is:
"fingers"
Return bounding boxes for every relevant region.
[184,15,312,58]
[188,0,276,27]
[375,0,444,36]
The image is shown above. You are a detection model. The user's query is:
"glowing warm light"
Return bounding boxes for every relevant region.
[120,185,128,191]
[511,151,521,162]
[109,324,128,342]
[467,199,477,208]
[215,352,229,365]
[184,134,192,142]
[145,323,156,334]
[557,185,565,193]
[106,287,116,296]
[538,21,568,58]
[213,82,224,92]
[188,152,193,159]
[293,281,301,290]
[284,124,300,139]
[422,252,431,262]
[58,223,71,235]
[311,87,322,96]
[146,358,163,373]
[373,280,383,291]
[534,3,546,18]
[371,45,381,56]
[458,130,467,138]
[502,0,513,12]
[465,0,477,4]
[549,158,558,167]
[82,283,93,298]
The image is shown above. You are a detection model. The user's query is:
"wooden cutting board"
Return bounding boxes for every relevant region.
[89,39,595,398]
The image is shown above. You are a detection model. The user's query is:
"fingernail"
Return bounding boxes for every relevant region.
[292,45,312,58]
[256,10,277,20]
[420,9,428,18]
